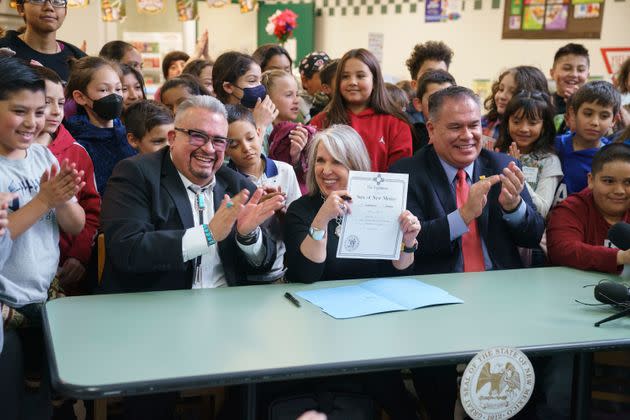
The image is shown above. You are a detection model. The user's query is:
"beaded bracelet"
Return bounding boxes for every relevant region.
[202,224,216,247]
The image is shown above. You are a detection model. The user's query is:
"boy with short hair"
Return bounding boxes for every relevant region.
[226,104,300,281]
[554,80,620,201]
[309,59,338,120]
[411,69,456,150]
[548,143,630,273]
[124,99,175,154]
[0,56,85,419]
[550,43,590,132]
[404,41,454,124]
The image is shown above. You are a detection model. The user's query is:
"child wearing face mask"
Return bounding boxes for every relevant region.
[64,56,136,196]
[212,51,278,151]
[262,70,316,194]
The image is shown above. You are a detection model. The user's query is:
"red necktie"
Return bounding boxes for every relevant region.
[456,169,485,272]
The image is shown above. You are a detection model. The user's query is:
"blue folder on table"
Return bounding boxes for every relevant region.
[296,278,464,319]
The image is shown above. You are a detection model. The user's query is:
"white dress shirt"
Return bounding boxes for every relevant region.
[177,170,264,288]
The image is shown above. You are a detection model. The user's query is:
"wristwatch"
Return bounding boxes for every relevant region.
[401,240,418,253]
[308,226,326,241]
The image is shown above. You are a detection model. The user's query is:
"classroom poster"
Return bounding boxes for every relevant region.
[522,5,544,30]
[544,4,568,30]
[574,3,600,18]
[425,0,445,23]
[509,15,522,29]
[368,33,384,64]
[510,0,523,14]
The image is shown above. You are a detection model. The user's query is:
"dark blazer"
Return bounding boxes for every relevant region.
[389,146,544,275]
[100,147,276,293]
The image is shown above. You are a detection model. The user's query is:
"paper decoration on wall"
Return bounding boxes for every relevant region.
[425,0,462,23]
[101,0,125,22]
[425,0,444,22]
[574,3,600,18]
[68,0,89,7]
[137,0,164,14]
[572,0,603,4]
[368,33,384,64]
[207,0,227,8]
[544,4,568,29]
[176,0,197,21]
[238,0,258,13]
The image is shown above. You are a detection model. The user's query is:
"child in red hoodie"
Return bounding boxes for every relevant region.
[547,143,630,273]
[310,48,412,172]
[33,66,100,294]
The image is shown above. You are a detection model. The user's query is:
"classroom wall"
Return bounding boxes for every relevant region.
[53,1,630,90]
[57,2,195,56]
[196,0,629,89]
[312,1,630,88]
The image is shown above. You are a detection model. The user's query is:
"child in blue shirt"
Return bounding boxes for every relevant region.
[554,81,620,203]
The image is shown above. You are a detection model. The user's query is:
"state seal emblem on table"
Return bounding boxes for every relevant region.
[460,346,535,419]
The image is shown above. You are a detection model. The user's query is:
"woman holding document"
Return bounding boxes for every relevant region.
[285,125,421,283]
[277,124,420,419]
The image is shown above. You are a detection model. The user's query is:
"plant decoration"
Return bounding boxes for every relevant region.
[265,9,298,45]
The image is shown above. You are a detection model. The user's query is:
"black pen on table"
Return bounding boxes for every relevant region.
[284,292,301,308]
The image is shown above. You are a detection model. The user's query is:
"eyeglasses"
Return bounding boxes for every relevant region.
[175,127,229,151]
[25,0,68,7]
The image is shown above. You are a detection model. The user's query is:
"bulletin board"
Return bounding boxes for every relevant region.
[502,0,605,39]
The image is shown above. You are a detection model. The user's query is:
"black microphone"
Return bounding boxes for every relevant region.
[594,281,630,306]
[608,222,630,251]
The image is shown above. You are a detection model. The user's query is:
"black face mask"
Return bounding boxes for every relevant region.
[234,85,267,109]
[89,93,123,121]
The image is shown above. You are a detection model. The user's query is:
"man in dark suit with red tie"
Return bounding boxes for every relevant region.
[390,85,544,275]
[389,86,545,419]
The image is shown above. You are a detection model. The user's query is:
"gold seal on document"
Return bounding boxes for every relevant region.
[460,346,535,420]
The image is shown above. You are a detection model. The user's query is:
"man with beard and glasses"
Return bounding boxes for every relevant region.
[101,94,284,294]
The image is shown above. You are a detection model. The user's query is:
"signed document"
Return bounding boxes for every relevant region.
[336,171,409,260]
